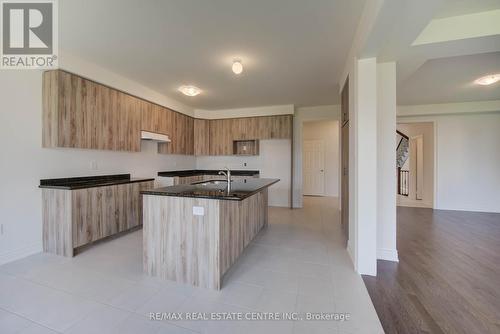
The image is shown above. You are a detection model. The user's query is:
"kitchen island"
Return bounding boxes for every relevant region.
[141,178,279,289]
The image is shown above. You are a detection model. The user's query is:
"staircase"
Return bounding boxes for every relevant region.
[396,130,409,196]
[396,131,409,168]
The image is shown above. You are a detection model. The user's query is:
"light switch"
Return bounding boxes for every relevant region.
[193,206,205,216]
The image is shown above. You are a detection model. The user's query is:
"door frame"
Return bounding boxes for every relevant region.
[396,119,437,209]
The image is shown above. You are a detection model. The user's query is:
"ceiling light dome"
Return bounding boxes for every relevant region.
[474,74,500,86]
[232,60,243,75]
[178,85,201,96]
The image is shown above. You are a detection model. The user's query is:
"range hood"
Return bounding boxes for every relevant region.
[141,130,171,143]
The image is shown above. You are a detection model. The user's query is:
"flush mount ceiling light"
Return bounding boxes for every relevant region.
[474,74,500,86]
[178,85,201,96]
[232,60,243,75]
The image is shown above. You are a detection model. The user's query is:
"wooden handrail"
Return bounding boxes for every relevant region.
[397,130,409,140]
[397,137,404,152]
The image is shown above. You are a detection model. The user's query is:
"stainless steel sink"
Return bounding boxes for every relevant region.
[193,179,232,186]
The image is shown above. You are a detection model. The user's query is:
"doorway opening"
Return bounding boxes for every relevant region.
[396,122,435,208]
[302,120,339,198]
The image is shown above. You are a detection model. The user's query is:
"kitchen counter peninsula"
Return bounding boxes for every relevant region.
[142,178,279,289]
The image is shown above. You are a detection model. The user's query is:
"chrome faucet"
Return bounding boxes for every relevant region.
[218,167,231,192]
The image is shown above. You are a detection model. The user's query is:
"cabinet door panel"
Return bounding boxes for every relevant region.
[194,119,210,155]
[141,103,172,136]
[174,112,186,154]
[185,116,194,155]
[258,116,273,139]
[72,181,152,248]
[44,70,141,152]
[221,119,234,154]
[120,95,141,151]
[245,117,259,139]
[58,71,97,149]
[209,120,222,155]
[276,115,292,139]
[209,119,232,155]
[140,101,155,132]
[258,115,292,139]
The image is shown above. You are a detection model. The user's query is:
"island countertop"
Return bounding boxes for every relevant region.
[141,178,279,201]
[39,174,154,190]
[157,169,260,177]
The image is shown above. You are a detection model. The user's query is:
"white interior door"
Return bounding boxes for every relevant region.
[303,140,325,196]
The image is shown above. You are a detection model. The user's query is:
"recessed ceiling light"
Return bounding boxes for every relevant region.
[474,74,500,86]
[178,85,201,96]
[232,60,243,75]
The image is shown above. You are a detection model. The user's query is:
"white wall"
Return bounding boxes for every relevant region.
[376,62,398,262]
[0,65,196,265]
[293,105,340,208]
[195,140,292,207]
[195,105,293,119]
[353,58,378,276]
[60,51,195,117]
[398,111,500,213]
[302,121,340,197]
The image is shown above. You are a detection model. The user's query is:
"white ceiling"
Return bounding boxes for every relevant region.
[369,0,500,105]
[435,0,500,18]
[398,52,500,105]
[59,0,366,110]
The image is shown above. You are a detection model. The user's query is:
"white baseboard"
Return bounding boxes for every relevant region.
[377,248,399,262]
[0,242,43,266]
[397,200,433,209]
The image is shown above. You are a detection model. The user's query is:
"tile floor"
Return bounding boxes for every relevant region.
[0,196,383,334]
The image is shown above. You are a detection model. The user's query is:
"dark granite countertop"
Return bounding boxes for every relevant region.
[157,169,260,177]
[141,178,279,201]
[39,174,154,190]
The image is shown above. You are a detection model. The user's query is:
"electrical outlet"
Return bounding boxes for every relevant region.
[243,162,247,167]
[193,206,205,216]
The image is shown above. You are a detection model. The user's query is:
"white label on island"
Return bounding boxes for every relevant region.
[192,206,205,216]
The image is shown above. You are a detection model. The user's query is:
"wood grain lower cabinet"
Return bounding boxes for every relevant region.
[143,188,268,289]
[42,181,153,257]
[43,70,142,152]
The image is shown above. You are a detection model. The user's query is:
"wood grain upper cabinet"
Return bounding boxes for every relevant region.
[209,119,233,155]
[208,119,223,155]
[141,104,172,135]
[43,70,141,152]
[185,116,194,155]
[258,115,292,139]
[194,119,210,155]
[158,111,194,155]
[233,117,259,140]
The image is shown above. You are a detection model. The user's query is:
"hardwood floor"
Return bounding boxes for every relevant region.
[363,207,500,334]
